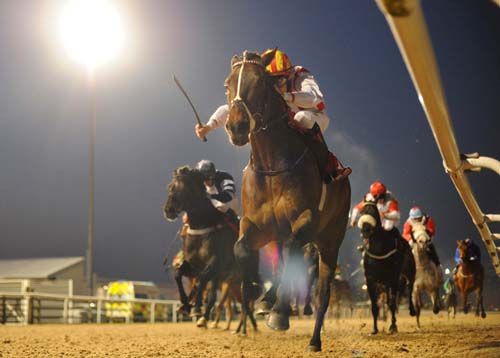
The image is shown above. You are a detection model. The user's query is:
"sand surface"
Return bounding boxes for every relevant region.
[0,312,499,357]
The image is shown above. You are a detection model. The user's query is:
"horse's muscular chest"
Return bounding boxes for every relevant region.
[242,172,315,231]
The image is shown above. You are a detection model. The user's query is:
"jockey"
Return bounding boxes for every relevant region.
[402,206,441,266]
[195,48,351,182]
[350,181,401,232]
[195,159,239,228]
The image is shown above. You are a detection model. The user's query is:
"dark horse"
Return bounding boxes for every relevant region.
[454,240,486,318]
[224,50,351,351]
[163,166,247,329]
[358,199,416,334]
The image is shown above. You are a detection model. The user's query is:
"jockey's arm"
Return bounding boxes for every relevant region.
[425,216,436,238]
[283,73,325,111]
[382,199,400,231]
[209,175,237,214]
[196,104,229,138]
[350,200,365,227]
[402,220,412,242]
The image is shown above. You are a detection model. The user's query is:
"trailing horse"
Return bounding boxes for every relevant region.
[358,199,415,334]
[454,240,486,318]
[163,166,252,331]
[224,50,351,351]
[410,221,443,328]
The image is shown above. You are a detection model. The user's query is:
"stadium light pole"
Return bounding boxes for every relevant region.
[59,0,125,295]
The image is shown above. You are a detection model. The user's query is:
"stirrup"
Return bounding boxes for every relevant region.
[332,167,352,181]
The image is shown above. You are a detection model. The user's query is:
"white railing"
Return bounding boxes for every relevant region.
[0,292,181,325]
[376,0,500,277]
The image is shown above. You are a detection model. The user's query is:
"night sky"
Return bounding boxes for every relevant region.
[1,1,499,292]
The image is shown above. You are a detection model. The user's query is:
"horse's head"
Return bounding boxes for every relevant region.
[224,49,284,146]
[411,220,430,248]
[357,199,382,239]
[163,166,206,221]
[456,240,469,261]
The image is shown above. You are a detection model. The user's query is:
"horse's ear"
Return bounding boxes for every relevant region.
[231,55,241,67]
[456,240,461,246]
[260,48,277,68]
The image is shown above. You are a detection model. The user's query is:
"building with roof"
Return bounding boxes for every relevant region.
[0,257,89,295]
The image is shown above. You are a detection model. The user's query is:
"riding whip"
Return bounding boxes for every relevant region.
[172,73,207,142]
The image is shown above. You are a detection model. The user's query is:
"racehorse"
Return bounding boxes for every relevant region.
[358,199,415,334]
[454,240,486,318]
[410,221,443,328]
[443,282,457,319]
[163,166,248,329]
[224,50,351,351]
[329,277,354,319]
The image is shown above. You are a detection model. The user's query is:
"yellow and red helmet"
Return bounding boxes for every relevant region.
[261,49,293,76]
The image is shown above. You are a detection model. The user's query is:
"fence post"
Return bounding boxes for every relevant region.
[150,302,155,323]
[1,296,6,324]
[172,303,177,323]
[63,298,69,324]
[97,300,102,324]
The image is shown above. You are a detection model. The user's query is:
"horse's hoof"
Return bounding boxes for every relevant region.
[266,311,290,331]
[389,325,398,334]
[433,307,440,315]
[196,317,207,328]
[303,304,313,316]
[255,301,272,316]
[307,345,321,352]
[409,306,416,317]
[177,304,191,315]
[370,330,378,336]
[481,312,486,319]
[208,322,218,329]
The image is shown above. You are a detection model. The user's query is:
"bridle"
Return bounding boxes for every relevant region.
[361,201,398,260]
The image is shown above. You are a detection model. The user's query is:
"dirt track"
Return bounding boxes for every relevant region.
[0,312,499,357]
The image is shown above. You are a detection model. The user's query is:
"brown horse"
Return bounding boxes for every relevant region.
[224,50,351,351]
[454,240,486,318]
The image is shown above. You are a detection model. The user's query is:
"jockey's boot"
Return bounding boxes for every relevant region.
[427,243,441,266]
[306,123,351,183]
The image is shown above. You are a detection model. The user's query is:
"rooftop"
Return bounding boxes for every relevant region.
[0,257,84,279]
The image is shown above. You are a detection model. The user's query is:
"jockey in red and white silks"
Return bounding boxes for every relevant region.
[351,182,401,232]
[201,65,330,134]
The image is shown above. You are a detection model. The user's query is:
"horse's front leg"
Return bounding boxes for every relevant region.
[174,264,191,315]
[367,280,379,335]
[461,290,468,314]
[388,283,398,334]
[476,287,486,318]
[234,216,261,331]
[267,210,314,331]
[432,288,440,314]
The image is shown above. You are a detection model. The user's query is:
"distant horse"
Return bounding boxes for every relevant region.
[329,277,354,319]
[411,221,443,328]
[442,278,457,319]
[358,199,415,334]
[303,243,319,316]
[163,166,250,331]
[454,240,486,318]
[224,50,351,351]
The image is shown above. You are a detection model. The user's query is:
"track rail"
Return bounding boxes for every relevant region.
[376,0,500,276]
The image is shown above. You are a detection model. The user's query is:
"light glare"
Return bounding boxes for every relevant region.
[59,0,124,69]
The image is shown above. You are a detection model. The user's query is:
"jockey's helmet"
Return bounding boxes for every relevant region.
[261,49,293,77]
[370,181,386,198]
[409,206,424,220]
[196,159,216,179]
